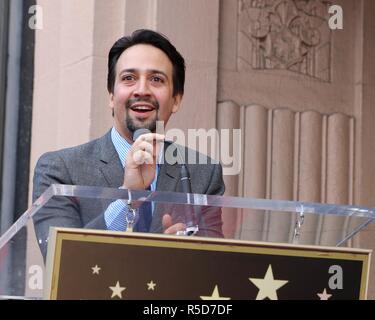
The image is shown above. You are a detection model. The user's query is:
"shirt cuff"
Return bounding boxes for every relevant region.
[104,199,130,231]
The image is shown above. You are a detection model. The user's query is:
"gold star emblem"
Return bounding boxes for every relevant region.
[109,281,126,299]
[200,285,231,300]
[147,280,156,291]
[249,265,288,300]
[91,265,101,275]
[317,288,332,300]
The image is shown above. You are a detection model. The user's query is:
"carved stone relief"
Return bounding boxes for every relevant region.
[238,0,332,81]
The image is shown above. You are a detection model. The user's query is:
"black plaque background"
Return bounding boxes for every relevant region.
[54,238,364,300]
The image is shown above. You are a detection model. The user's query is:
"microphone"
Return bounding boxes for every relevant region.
[132,128,151,141]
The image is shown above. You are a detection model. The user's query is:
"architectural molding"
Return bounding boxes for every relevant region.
[238,0,332,81]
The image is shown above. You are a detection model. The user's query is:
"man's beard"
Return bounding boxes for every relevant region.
[126,111,157,134]
[125,98,159,135]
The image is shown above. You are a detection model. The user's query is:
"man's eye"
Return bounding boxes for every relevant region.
[122,75,135,81]
[152,76,164,83]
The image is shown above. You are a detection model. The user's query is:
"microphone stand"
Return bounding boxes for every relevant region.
[179,163,199,236]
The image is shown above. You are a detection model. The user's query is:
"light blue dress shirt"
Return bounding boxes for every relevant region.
[104,127,158,230]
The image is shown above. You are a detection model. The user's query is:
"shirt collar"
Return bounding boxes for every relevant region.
[110,127,132,167]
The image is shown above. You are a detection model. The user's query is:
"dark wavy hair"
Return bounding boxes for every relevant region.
[107,29,185,97]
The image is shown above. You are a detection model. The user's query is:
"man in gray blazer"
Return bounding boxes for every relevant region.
[33,29,225,258]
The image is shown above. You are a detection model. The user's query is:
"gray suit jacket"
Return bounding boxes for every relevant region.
[33,130,225,257]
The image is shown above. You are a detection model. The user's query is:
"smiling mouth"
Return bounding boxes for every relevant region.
[129,104,157,113]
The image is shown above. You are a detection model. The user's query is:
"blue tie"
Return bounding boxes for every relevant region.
[134,187,152,232]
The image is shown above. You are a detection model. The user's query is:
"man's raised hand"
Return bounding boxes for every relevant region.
[122,133,164,190]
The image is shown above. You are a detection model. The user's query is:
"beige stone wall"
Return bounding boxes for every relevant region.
[218,0,375,298]
[30,0,125,180]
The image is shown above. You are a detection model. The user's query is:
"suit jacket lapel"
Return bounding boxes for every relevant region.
[97,130,124,188]
[152,142,182,233]
[156,140,180,192]
[156,163,179,192]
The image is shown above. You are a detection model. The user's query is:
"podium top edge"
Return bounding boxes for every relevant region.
[49,226,373,256]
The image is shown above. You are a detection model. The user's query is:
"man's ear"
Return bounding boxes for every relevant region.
[109,93,114,114]
[171,94,182,113]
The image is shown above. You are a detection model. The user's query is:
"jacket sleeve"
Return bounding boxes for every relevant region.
[32,152,107,260]
[196,163,225,238]
[32,152,82,259]
[206,163,225,196]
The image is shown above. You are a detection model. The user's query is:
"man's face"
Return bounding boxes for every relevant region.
[109,44,182,142]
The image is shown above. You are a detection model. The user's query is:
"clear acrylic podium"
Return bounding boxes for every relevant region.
[0,184,373,300]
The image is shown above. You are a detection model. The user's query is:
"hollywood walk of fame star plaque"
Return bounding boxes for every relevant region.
[44,227,370,300]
